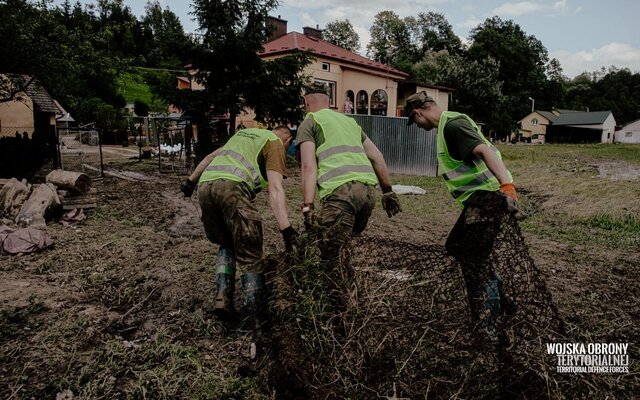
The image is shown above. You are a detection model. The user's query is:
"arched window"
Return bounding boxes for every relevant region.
[344,90,354,114]
[531,118,539,126]
[356,90,368,115]
[371,89,388,116]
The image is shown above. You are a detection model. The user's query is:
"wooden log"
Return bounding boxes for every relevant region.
[15,183,61,228]
[46,169,92,194]
[0,178,31,218]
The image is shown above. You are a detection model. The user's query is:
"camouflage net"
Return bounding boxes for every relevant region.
[265,211,609,399]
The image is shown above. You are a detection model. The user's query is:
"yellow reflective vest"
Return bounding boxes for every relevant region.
[199,128,280,192]
[307,109,378,198]
[436,112,512,208]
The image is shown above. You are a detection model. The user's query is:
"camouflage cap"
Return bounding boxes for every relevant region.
[304,81,330,96]
[404,91,435,126]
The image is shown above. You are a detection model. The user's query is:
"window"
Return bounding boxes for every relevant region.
[626,132,633,137]
[531,118,538,126]
[370,89,388,116]
[344,90,354,114]
[313,79,336,108]
[356,90,368,114]
[321,62,330,71]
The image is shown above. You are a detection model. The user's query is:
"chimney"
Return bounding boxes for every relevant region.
[303,25,323,40]
[266,15,287,41]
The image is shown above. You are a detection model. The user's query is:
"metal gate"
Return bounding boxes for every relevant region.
[349,114,437,177]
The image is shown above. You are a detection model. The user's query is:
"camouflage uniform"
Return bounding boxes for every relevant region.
[198,179,263,274]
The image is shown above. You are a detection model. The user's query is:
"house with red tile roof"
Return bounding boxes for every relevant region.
[259,17,451,120]
[175,17,452,129]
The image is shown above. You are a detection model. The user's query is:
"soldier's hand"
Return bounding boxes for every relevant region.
[499,183,519,213]
[281,226,300,253]
[180,179,196,198]
[302,203,315,232]
[381,191,402,218]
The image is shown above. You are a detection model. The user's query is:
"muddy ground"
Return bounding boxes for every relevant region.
[1,143,639,399]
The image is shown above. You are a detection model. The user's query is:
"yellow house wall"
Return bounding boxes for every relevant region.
[0,96,34,138]
[415,85,449,111]
[341,67,398,116]
[261,55,402,117]
[520,113,551,138]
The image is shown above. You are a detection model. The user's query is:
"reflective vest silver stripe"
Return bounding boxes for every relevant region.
[450,170,496,198]
[317,145,366,162]
[443,164,471,181]
[442,146,499,181]
[317,164,376,185]
[205,165,258,188]
[206,149,261,188]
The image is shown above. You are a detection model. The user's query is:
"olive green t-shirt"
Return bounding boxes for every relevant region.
[295,116,368,148]
[443,117,485,162]
[258,139,287,180]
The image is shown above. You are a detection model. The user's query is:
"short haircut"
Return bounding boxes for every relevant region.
[273,125,292,136]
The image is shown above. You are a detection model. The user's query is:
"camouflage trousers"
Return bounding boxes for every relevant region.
[198,179,264,274]
[445,190,510,322]
[317,181,377,315]
[319,181,377,250]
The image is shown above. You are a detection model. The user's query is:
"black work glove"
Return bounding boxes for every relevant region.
[301,203,315,232]
[180,179,197,198]
[381,190,402,218]
[281,226,299,253]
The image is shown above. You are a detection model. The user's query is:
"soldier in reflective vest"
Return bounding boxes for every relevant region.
[297,82,402,313]
[404,91,519,327]
[180,126,298,325]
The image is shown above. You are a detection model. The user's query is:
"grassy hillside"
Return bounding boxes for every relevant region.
[117,71,167,111]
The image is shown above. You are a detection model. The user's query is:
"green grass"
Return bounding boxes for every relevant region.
[578,213,640,234]
[117,72,167,110]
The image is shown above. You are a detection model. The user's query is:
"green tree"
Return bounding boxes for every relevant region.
[324,19,360,52]
[179,0,311,148]
[582,67,640,125]
[367,11,416,69]
[134,100,150,117]
[410,12,463,56]
[468,17,550,134]
[412,51,504,132]
[141,0,194,68]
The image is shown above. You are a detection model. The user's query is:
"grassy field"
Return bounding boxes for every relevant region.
[1,142,638,399]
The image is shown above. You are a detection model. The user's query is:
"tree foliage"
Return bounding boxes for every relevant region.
[179,0,311,134]
[367,11,415,69]
[467,17,550,134]
[409,12,463,56]
[324,19,360,52]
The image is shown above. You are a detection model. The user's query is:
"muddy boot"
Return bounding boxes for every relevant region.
[214,247,236,319]
[241,273,266,330]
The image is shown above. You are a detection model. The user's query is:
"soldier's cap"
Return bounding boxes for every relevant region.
[404,91,435,126]
[304,81,330,96]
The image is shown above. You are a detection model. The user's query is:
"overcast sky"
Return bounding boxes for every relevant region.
[62,0,640,79]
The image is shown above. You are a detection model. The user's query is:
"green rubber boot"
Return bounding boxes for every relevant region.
[214,247,236,319]
[241,273,266,329]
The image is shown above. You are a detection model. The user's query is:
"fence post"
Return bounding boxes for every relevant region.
[98,129,104,178]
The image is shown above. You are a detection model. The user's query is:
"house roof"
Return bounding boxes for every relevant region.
[16,75,60,114]
[260,32,409,79]
[553,110,611,126]
[537,111,558,122]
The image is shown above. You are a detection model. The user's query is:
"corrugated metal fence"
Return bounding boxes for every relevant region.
[349,114,438,177]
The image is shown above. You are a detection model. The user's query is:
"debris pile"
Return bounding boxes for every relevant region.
[0,169,94,254]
